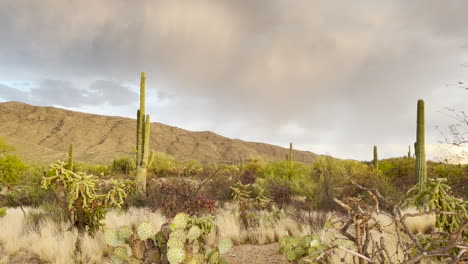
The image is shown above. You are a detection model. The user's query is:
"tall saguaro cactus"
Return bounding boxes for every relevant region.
[373,146,379,169]
[289,142,295,163]
[67,143,73,171]
[407,145,411,159]
[135,72,154,195]
[415,99,427,191]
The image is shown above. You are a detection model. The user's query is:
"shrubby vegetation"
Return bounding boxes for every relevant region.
[0,135,467,263]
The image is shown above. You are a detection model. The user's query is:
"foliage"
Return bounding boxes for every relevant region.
[74,162,110,176]
[0,207,6,217]
[111,156,134,175]
[147,179,216,218]
[0,138,26,184]
[149,152,179,177]
[239,169,256,185]
[41,161,134,234]
[267,180,292,209]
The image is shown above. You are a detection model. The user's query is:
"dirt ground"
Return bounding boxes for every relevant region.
[0,243,288,264]
[223,243,288,264]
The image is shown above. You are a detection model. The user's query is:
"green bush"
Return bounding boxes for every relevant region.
[149,152,179,177]
[110,156,134,175]
[74,162,110,176]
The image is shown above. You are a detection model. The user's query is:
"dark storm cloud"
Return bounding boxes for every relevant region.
[0,0,467,151]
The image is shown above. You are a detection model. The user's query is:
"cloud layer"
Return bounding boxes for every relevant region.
[0,0,467,160]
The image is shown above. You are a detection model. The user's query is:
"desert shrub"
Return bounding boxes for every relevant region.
[179,159,203,177]
[148,152,180,177]
[266,180,292,209]
[110,156,134,175]
[147,179,216,218]
[257,160,315,201]
[328,159,401,211]
[307,157,348,210]
[198,167,239,204]
[73,162,110,176]
[0,155,27,184]
[239,169,256,184]
[244,157,267,173]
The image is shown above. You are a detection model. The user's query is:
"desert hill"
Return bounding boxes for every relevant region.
[0,101,318,164]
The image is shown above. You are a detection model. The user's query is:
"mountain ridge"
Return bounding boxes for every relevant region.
[0,101,319,164]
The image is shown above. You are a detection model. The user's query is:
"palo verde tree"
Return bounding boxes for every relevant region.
[135,72,154,195]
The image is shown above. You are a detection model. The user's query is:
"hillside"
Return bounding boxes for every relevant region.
[0,101,318,164]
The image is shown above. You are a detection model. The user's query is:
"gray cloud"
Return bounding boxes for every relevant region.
[0,0,467,158]
[0,80,138,108]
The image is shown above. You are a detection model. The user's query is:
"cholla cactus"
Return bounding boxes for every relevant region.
[231,181,271,229]
[413,178,468,233]
[41,161,134,234]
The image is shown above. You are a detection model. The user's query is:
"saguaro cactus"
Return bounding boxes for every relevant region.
[408,145,411,159]
[373,146,379,169]
[415,99,427,191]
[67,143,73,171]
[135,72,154,195]
[289,142,294,163]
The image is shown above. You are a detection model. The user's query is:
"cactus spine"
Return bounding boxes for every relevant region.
[373,145,379,169]
[415,99,427,191]
[135,72,154,195]
[67,143,73,171]
[288,142,294,163]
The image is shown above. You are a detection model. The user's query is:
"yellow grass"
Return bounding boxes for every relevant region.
[0,206,439,263]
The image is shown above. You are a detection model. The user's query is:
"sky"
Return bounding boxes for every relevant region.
[0,0,467,163]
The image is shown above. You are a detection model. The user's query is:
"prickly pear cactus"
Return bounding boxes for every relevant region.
[105,229,121,247]
[137,221,155,240]
[105,223,160,264]
[165,213,232,264]
[187,226,201,241]
[172,213,189,229]
[279,235,329,263]
[119,225,133,243]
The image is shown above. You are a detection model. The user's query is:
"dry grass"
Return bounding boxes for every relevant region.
[216,206,318,245]
[0,205,439,263]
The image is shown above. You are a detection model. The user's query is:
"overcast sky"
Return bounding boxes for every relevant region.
[0,0,467,162]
